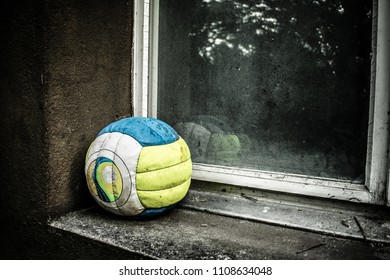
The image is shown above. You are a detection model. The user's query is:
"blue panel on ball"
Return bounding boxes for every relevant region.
[97,117,179,146]
[136,204,177,219]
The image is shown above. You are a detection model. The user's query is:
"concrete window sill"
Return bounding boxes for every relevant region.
[50,188,390,259]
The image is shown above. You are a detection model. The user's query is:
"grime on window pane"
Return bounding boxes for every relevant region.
[157,0,372,181]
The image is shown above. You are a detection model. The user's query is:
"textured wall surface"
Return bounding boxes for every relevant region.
[45,0,133,216]
[0,0,133,258]
[0,0,49,258]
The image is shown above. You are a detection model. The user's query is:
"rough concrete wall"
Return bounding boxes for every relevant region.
[0,0,134,258]
[45,0,133,216]
[0,0,49,257]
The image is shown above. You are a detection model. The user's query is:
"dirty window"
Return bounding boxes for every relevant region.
[157,0,372,181]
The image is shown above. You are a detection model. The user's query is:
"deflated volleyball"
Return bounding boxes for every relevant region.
[85,117,192,217]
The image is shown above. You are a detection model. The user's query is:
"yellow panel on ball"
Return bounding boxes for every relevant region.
[137,178,191,208]
[136,159,192,191]
[136,137,191,173]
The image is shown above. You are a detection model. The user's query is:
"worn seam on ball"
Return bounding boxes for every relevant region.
[136,137,191,173]
[111,133,144,215]
[137,178,191,208]
[85,132,111,166]
[113,133,126,216]
[135,158,192,191]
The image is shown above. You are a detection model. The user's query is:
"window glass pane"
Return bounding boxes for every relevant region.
[157,0,372,181]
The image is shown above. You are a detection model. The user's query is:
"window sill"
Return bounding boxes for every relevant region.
[183,183,390,244]
[50,186,390,259]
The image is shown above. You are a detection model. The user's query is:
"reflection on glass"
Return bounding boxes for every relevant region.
[157,0,372,181]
